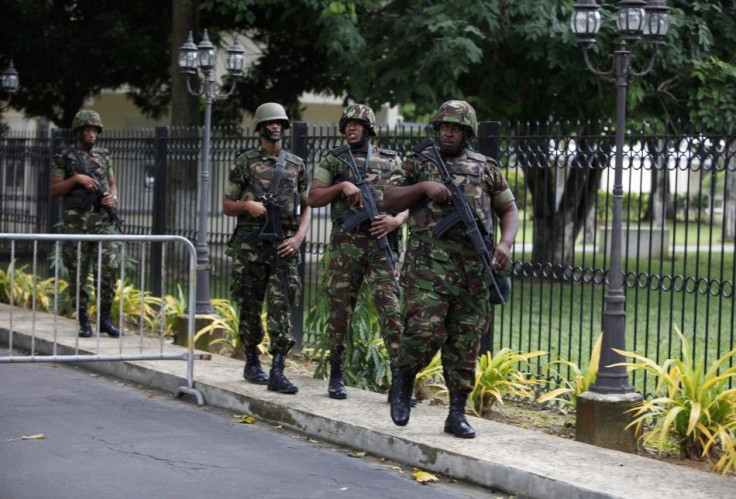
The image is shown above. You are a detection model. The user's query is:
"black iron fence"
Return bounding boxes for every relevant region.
[1,119,734,396]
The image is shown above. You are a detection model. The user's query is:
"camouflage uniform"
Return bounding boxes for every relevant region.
[387,100,516,429]
[314,144,403,359]
[53,143,119,311]
[225,146,309,354]
[391,146,513,394]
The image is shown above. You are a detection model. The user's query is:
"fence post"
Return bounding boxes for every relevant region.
[290,122,309,351]
[35,120,52,235]
[477,121,502,355]
[48,129,65,232]
[150,126,169,297]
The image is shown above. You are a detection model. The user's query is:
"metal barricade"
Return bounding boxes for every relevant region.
[0,233,206,405]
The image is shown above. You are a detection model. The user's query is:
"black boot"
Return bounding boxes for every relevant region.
[78,308,92,338]
[267,350,298,394]
[390,367,416,427]
[100,303,121,337]
[243,345,269,384]
[387,363,417,407]
[444,392,476,439]
[328,352,347,400]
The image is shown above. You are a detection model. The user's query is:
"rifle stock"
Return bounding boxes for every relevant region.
[412,139,505,304]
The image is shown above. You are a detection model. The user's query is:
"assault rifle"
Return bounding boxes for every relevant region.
[68,146,124,232]
[411,138,505,304]
[331,144,400,293]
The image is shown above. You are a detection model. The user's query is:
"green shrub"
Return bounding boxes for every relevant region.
[537,333,602,410]
[468,348,547,416]
[613,326,736,472]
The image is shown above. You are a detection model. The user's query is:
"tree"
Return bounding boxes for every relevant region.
[0,0,172,127]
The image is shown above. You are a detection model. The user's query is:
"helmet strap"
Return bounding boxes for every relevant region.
[348,127,371,151]
[75,129,95,151]
[259,126,282,143]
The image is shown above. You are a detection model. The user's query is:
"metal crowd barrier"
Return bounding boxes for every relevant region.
[0,233,205,405]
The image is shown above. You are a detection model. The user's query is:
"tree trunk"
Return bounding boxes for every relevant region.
[522,125,605,267]
[171,0,200,129]
[168,0,200,241]
[723,140,736,242]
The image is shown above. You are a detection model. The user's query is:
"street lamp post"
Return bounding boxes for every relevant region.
[2,59,20,109]
[178,30,245,315]
[571,0,670,451]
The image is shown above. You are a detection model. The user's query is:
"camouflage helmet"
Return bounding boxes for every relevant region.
[430,100,478,138]
[253,102,290,131]
[339,104,376,136]
[72,109,104,133]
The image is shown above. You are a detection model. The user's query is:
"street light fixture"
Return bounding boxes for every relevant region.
[2,59,19,110]
[571,0,670,450]
[178,30,245,315]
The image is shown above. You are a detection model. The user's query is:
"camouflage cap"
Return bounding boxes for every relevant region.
[430,100,478,138]
[72,110,103,133]
[339,104,376,136]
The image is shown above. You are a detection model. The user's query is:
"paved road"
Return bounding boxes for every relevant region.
[0,361,501,499]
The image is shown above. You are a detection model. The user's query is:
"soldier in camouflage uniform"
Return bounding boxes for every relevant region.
[308,104,408,400]
[383,100,519,438]
[51,110,121,339]
[224,102,311,394]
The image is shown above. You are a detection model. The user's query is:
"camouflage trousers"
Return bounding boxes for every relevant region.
[322,226,402,360]
[228,230,299,354]
[398,234,491,394]
[59,208,119,310]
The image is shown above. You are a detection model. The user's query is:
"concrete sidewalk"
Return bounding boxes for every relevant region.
[1,304,732,498]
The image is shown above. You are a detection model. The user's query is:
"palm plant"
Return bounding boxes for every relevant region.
[414,350,447,401]
[613,326,736,472]
[536,333,602,410]
[468,348,547,417]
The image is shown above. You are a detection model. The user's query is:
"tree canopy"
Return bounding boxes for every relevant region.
[0,0,172,128]
[0,0,734,127]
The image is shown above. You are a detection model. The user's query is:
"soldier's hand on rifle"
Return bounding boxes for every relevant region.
[370,214,400,239]
[277,236,301,259]
[245,200,267,219]
[101,192,116,207]
[422,181,451,204]
[341,181,362,207]
[76,174,99,192]
[492,240,512,271]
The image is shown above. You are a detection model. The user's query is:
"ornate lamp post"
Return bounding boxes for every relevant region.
[2,60,19,109]
[571,0,670,451]
[178,30,245,314]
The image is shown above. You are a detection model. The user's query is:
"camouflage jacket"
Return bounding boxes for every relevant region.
[313,144,401,225]
[389,145,514,244]
[52,145,114,211]
[225,146,309,231]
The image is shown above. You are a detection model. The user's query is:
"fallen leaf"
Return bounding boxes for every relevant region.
[7,434,45,442]
[273,424,283,429]
[348,451,367,458]
[412,471,439,484]
[238,415,256,424]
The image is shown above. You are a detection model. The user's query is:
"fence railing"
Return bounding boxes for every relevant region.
[1,119,734,397]
[0,233,205,405]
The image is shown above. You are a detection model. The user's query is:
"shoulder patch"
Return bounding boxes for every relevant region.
[284,151,304,165]
[466,149,488,162]
[244,149,261,159]
[376,147,398,156]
